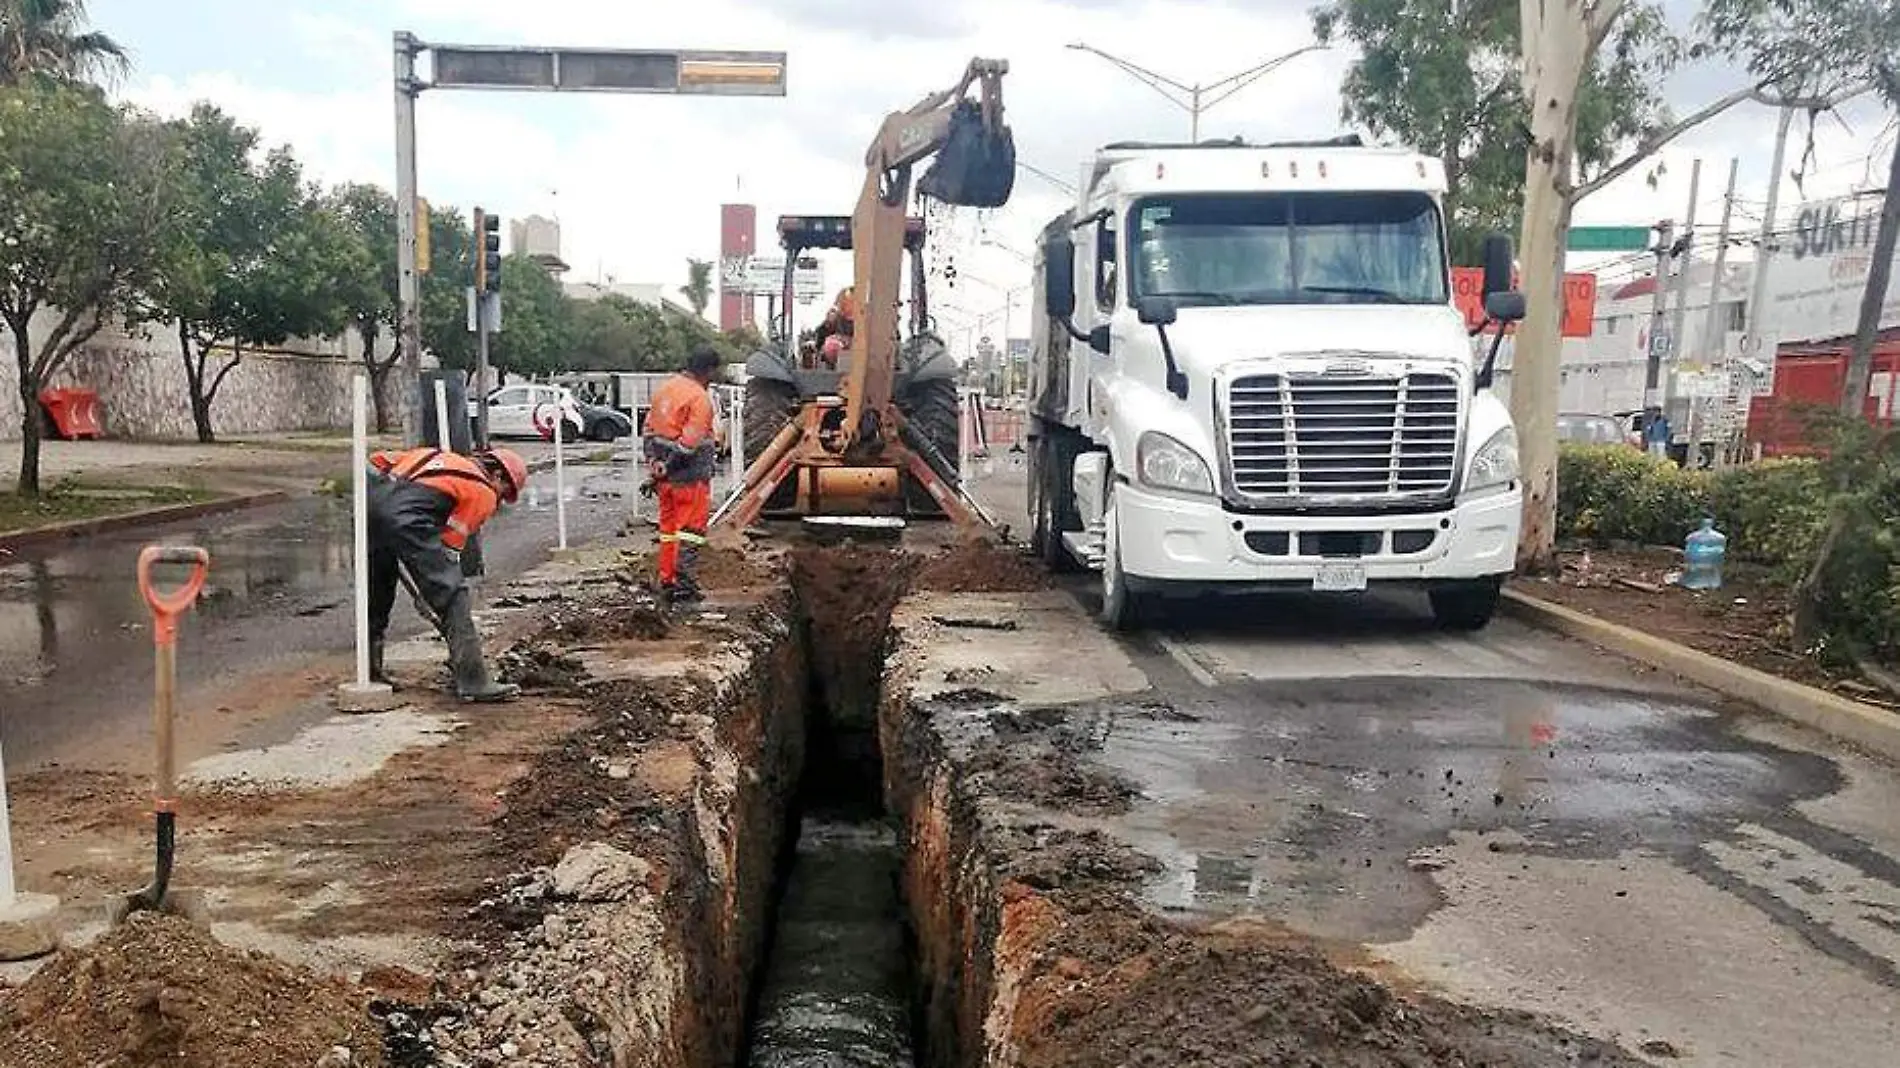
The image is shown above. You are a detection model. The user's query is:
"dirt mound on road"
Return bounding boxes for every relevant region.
[0,912,382,1068]
[914,540,1051,593]
[1013,902,1641,1068]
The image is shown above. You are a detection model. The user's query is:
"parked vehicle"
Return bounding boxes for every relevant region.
[1556,412,1636,447]
[467,384,631,442]
[1027,135,1526,631]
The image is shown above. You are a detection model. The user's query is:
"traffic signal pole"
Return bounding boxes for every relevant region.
[393,33,424,444]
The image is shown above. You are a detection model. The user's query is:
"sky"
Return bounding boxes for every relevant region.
[94,0,1897,350]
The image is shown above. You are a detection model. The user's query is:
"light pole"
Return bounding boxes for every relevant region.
[1065,42,1326,143]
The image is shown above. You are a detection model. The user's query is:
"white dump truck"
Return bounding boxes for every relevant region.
[1026,135,1527,630]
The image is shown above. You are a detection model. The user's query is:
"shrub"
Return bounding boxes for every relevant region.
[1707,457,1826,578]
[1557,445,1709,547]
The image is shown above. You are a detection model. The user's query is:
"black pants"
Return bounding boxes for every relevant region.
[367,473,464,642]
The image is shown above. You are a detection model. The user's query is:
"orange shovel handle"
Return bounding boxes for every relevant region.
[138,545,210,645]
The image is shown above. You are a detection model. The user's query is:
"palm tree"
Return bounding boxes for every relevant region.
[680,258,714,318]
[0,0,129,87]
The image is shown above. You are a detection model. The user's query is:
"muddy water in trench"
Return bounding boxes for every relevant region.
[744,812,916,1068]
[744,547,922,1068]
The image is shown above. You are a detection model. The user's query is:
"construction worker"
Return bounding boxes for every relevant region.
[643,345,721,603]
[365,445,529,703]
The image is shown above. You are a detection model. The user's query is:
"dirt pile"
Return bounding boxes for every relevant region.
[1014,903,1643,1067]
[914,540,1052,593]
[0,913,383,1068]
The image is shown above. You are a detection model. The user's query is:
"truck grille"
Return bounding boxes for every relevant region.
[1226,372,1461,499]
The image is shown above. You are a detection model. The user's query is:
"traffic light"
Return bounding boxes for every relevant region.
[472,208,502,293]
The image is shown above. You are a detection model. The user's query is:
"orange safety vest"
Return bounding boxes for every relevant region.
[644,373,715,449]
[370,447,500,551]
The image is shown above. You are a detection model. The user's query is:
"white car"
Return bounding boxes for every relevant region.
[470,384,587,441]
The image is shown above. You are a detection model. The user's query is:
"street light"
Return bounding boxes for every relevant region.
[1065,41,1327,143]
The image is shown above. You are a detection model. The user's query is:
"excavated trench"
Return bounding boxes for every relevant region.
[741,548,926,1068]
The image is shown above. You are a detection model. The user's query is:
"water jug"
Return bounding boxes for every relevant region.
[1682,518,1726,590]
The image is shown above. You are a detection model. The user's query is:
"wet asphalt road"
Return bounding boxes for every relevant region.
[941,463,1900,1064]
[0,458,641,771]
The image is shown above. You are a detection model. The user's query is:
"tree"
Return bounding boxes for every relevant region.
[1701,0,1900,646]
[1509,1,1800,572]
[0,83,179,494]
[418,206,474,372]
[0,0,128,87]
[151,106,351,442]
[1312,0,1674,263]
[325,183,399,431]
[680,258,713,318]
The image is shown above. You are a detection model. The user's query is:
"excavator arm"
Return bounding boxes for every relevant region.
[841,59,1013,451]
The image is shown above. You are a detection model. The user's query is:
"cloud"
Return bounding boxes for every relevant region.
[97,0,1897,351]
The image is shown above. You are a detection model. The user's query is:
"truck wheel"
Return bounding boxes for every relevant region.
[1429,578,1503,631]
[588,419,618,443]
[1030,431,1083,571]
[1099,489,1147,632]
[896,377,961,515]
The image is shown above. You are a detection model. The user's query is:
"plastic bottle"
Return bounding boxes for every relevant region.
[1682,518,1727,591]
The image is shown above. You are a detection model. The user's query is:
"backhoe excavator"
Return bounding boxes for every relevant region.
[713,59,1014,532]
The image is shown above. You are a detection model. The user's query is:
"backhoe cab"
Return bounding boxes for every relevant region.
[713,58,1015,533]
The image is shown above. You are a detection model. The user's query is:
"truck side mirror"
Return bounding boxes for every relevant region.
[1481,233,1515,298]
[1088,325,1111,355]
[1044,236,1077,320]
[1483,291,1526,323]
[1135,296,1177,326]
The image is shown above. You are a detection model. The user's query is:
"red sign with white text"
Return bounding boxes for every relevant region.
[1452,268,1595,338]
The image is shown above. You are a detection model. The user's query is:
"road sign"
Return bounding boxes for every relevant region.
[1567,226,1652,252]
[1649,331,1672,358]
[724,255,823,300]
[429,46,787,96]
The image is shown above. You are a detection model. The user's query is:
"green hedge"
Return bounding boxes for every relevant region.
[1556,445,1826,576]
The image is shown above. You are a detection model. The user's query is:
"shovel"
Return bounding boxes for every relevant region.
[112,545,210,924]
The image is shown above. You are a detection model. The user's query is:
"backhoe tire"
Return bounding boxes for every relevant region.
[742,376,802,513]
[897,377,962,516]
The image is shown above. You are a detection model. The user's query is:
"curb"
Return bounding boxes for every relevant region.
[0,491,290,554]
[1502,589,1900,764]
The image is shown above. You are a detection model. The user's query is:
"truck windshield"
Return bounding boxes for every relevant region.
[1129,192,1447,307]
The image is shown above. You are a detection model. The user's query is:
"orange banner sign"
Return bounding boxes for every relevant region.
[1452,268,1596,338]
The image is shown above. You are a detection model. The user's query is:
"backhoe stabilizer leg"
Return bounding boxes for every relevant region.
[712,419,804,533]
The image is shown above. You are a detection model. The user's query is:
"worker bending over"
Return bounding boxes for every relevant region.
[644,346,722,603]
[366,445,528,702]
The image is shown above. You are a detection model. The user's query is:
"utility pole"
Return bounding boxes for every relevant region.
[1644,219,1676,457]
[1665,158,1704,450]
[1747,106,1796,359]
[1691,158,1741,466]
[393,32,423,443]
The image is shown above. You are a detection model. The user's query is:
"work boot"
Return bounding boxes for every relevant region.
[443,592,518,704]
[661,581,704,606]
[369,640,391,686]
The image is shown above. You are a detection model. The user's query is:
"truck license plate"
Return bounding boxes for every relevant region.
[1312,563,1367,592]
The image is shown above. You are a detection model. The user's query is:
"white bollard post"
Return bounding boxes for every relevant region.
[554,404,569,551]
[337,374,394,712]
[0,725,60,960]
[0,731,16,907]
[958,389,973,485]
[729,386,745,489]
[433,377,451,450]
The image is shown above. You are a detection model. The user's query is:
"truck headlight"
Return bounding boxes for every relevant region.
[1466,427,1519,493]
[1137,432,1214,494]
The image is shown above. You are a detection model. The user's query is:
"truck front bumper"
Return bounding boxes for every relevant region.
[1115,481,1520,591]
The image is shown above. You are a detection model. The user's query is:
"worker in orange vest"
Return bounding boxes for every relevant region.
[366,445,529,702]
[643,345,722,603]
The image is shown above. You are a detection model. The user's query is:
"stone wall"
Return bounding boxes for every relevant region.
[1,309,415,441]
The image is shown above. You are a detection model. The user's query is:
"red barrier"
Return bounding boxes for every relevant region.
[39,388,103,440]
[980,408,1025,450]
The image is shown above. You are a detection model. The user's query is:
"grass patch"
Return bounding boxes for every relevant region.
[0,480,219,536]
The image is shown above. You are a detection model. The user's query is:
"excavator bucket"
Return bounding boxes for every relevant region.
[918,100,1016,208]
